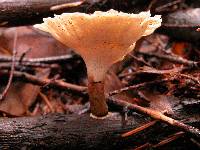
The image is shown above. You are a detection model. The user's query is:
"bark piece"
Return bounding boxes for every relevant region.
[0,0,84,27]
[160,8,200,41]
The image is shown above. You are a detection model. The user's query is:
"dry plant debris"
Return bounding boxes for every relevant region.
[0,0,199,149]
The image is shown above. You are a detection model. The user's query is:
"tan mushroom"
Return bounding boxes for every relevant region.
[34,9,162,118]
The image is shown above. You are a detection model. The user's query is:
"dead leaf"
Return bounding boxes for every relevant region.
[172,42,188,58]
[105,70,138,104]
[0,26,72,116]
[140,91,174,114]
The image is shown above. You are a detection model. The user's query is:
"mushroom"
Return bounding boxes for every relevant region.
[34,9,162,118]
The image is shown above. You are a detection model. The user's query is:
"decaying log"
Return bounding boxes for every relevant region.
[0,95,199,149]
[0,0,150,27]
[0,113,149,149]
[0,0,86,27]
[160,8,200,41]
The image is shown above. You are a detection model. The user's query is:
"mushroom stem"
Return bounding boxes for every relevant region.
[88,77,108,117]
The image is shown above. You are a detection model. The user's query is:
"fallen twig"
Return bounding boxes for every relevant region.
[0,0,87,26]
[50,1,85,11]
[119,66,184,78]
[134,143,151,150]
[108,98,200,138]
[39,92,54,112]
[0,30,18,100]
[0,62,58,70]
[0,54,75,64]
[121,120,157,137]
[138,51,199,68]
[152,131,184,148]
[190,138,200,148]
[109,77,174,96]
[129,53,151,67]
[162,23,200,28]
[0,70,87,92]
[155,0,183,12]
[178,73,200,85]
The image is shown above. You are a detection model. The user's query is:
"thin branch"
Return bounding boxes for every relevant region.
[152,131,184,148]
[138,51,199,68]
[146,0,157,11]
[119,66,184,78]
[178,73,200,85]
[109,77,174,96]
[0,54,75,64]
[134,143,151,150]
[155,0,183,12]
[50,1,85,11]
[121,120,157,137]
[0,70,87,92]
[108,98,200,138]
[39,92,54,112]
[0,30,18,100]
[129,53,151,67]
[190,138,200,148]
[18,48,31,63]
[162,23,200,28]
[0,62,58,69]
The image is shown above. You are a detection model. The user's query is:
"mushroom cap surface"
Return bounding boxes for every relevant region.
[34,9,162,81]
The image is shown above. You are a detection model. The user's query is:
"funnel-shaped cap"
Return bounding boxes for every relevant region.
[35,9,162,81]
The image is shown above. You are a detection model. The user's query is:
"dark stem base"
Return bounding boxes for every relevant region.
[88,77,108,117]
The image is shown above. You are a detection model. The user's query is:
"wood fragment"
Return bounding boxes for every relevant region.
[152,131,184,148]
[118,66,184,78]
[50,1,85,11]
[39,92,54,112]
[129,54,151,67]
[134,143,151,150]
[160,8,200,41]
[0,95,197,149]
[178,74,200,85]
[0,30,18,100]
[108,98,200,138]
[109,77,174,96]
[190,138,200,148]
[121,120,157,137]
[155,0,183,12]
[0,113,150,149]
[0,112,196,149]
[0,62,57,70]
[138,51,199,68]
[0,70,87,92]
[0,54,75,64]
[0,0,86,27]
